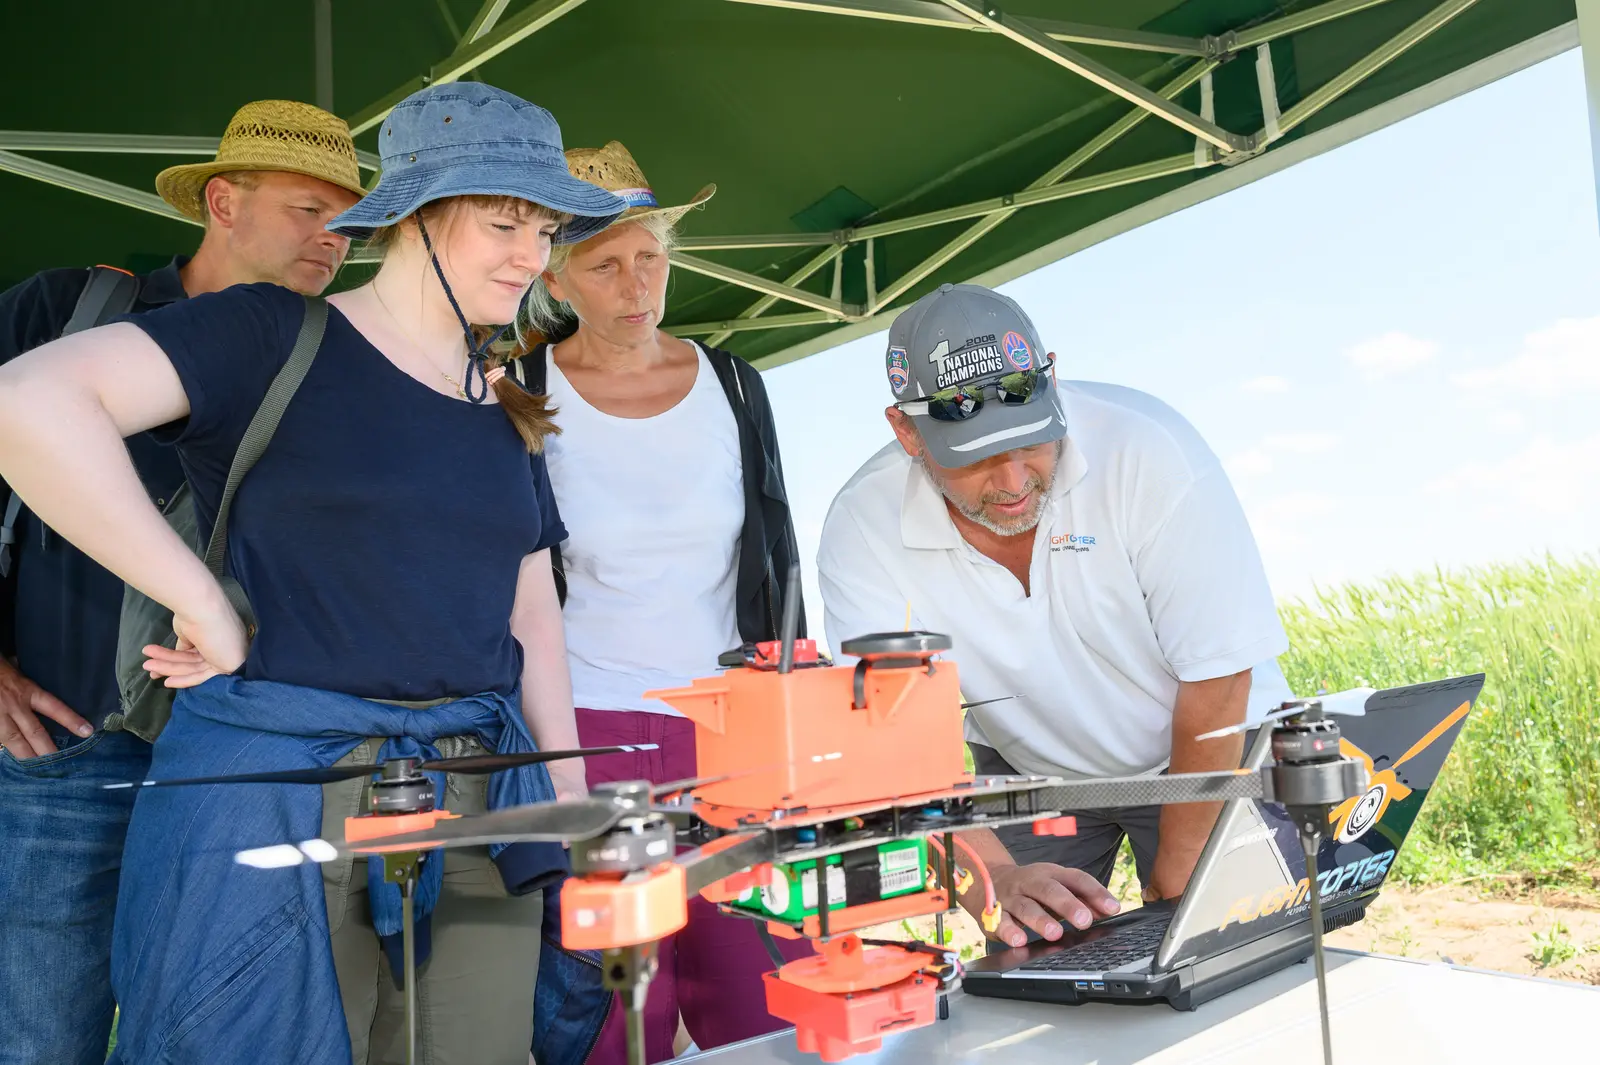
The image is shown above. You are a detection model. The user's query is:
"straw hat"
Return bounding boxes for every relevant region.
[156,100,367,223]
[563,141,714,229]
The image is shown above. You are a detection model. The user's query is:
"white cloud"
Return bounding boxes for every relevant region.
[1242,375,1290,394]
[1226,449,1274,479]
[1487,409,1525,433]
[1344,332,1440,380]
[1262,432,1340,454]
[1226,432,1341,480]
[1424,433,1600,516]
[1451,316,1600,397]
[1245,492,1339,551]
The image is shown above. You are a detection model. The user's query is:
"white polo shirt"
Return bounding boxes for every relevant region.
[816,380,1293,781]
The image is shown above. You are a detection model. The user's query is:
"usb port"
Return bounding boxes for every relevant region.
[1073,981,1088,990]
[1090,982,1106,991]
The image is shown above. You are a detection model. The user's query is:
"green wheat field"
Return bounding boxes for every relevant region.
[1279,553,1600,884]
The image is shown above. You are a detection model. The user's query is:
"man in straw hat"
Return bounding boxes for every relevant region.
[0,98,362,1065]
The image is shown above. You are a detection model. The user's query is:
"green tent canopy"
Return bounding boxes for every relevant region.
[0,0,1582,367]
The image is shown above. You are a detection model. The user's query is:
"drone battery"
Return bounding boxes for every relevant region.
[730,839,927,923]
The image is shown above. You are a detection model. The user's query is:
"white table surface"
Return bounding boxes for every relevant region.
[680,949,1597,1065]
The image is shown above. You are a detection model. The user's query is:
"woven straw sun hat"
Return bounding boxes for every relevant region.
[563,141,714,229]
[156,100,367,223]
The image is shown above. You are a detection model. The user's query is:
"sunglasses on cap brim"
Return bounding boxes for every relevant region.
[894,358,1054,422]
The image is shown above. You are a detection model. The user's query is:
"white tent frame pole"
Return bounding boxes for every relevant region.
[1229,0,1398,50]
[938,0,1253,154]
[865,58,1216,314]
[669,252,862,317]
[345,0,589,136]
[720,0,1215,56]
[853,153,1198,241]
[0,131,381,171]
[670,310,839,337]
[463,0,515,42]
[1578,0,1600,229]
[1255,44,1283,147]
[1278,0,1483,136]
[676,233,840,250]
[314,0,335,111]
[0,150,196,225]
[717,0,1466,333]
[704,244,845,347]
[756,13,1571,369]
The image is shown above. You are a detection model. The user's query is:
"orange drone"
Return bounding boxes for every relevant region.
[136,573,1372,1065]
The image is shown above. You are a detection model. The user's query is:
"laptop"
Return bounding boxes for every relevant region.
[961,673,1485,1011]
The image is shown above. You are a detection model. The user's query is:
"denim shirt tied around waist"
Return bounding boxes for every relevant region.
[107,675,567,1065]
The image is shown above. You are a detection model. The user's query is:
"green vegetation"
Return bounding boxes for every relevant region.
[1528,919,1584,968]
[1278,554,1600,885]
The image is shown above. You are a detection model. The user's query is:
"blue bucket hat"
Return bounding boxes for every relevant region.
[327,83,627,243]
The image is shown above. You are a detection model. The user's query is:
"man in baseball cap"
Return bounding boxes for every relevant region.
[817,282,1293,949]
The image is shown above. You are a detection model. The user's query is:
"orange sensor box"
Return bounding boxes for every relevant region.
[645,649,967,820]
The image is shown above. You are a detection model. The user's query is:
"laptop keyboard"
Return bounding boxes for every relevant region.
[1019,912,1173,972]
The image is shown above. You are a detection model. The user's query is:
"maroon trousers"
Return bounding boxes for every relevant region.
[575,708,813,1065]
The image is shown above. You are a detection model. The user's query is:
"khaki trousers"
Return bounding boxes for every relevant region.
[320,738,542,1065]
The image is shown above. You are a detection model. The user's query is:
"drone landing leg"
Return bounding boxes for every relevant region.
[402,873,418,1065]
[381,852,422,1065]
[601,942,659,1065]
[1298,827,1334,1065]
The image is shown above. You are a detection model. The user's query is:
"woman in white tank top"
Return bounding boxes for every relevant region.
[517,142,811,1065]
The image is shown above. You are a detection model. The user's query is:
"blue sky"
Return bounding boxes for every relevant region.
[760,48,1600,642]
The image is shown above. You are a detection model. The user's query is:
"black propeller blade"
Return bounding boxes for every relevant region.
[106,743,658,791]
[959,695,1021,711]
[236,798,627,868]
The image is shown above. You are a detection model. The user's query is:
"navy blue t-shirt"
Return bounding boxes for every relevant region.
[131,283,565,701]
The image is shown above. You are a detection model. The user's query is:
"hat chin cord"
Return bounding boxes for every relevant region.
[414,213,519,404]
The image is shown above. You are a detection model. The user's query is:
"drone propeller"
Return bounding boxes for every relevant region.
[104,744,658,790]
[236,797,627,869]
[959,695,1021,711]
[1195,687,1376,742]
[236,749,849,869]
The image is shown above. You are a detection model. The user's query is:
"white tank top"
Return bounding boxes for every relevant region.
[542,341,744,714]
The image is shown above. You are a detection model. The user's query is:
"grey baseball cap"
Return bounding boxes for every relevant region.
[885,283,1066,468]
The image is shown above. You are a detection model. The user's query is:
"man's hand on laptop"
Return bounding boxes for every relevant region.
[983,862,1122,947]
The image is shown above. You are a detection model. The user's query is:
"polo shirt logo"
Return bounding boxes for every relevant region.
[1050,532,1096,553]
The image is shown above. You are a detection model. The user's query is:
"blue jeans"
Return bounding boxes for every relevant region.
[0,724,152,1065]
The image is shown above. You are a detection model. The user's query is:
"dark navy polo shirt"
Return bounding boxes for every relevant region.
[0,258,190,730]
[130,282,565,701]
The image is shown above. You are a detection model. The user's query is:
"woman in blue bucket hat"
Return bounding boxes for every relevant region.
[0,82,625,1064]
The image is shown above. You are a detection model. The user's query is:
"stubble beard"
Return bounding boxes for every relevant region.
[919,453,1057,537]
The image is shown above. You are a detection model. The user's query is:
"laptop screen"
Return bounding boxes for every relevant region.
[1155,674,1484,970]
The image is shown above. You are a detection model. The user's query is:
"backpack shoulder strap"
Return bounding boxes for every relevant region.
[0,491,23,579]
[507,344,549,394]
[201,296,329,581]
[506,345,566,605]
[62,266,140,337]
[4,266,145,568]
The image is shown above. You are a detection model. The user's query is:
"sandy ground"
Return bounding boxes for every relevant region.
[1322,880,1600,983]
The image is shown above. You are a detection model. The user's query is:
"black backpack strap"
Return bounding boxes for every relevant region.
[0,492,22,579]
[202,296,329,627]
[8,267,145,561]
[508,346,566,607]
[62,266,141,337]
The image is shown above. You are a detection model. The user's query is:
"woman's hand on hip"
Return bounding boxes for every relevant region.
[143,596,250,688]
